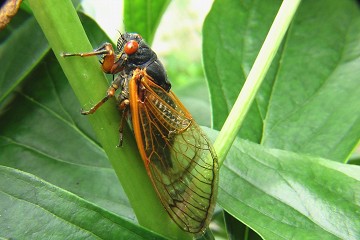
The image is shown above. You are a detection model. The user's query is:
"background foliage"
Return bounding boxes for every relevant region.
[0,0,359,239]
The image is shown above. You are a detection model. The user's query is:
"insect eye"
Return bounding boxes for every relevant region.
[124,40,139,55]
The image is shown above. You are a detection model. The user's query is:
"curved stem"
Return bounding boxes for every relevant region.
[214,0,302,166]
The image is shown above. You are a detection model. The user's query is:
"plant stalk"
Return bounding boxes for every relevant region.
[28,0,190,238]
[214,0,302,165]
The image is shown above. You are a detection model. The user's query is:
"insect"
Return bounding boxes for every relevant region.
[62,33,219,235]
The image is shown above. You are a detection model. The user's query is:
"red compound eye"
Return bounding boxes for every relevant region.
[124,40,139,55]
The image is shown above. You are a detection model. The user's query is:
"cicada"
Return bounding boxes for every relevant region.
[62,33,219,235]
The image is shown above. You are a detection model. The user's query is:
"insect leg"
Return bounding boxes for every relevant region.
[81,84,118,115]
[61,43,113,58]
[117,99,130,147]
[61,43,123,74]
[81,73,125,115]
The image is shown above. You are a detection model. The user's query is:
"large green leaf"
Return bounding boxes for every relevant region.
[0,10,49,103]
[0,8,134,216]
[0,51,134,218]
[123,0,171,44]
[204,0,360,239]
[203,0,360,161]
[0,166,164,239]
[218,137,360,240]
[203,0,282,143]
[0,0,84,104]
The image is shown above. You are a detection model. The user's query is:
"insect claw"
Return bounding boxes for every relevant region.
[116,133,123,147]
[80,108,91,115]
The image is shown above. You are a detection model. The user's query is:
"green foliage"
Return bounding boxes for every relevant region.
[204,0,360,162]
[124,0,170,44]
[203,0,360,239]
[0,0,359,239]
[215,132,360,239]
[0,166,164,239]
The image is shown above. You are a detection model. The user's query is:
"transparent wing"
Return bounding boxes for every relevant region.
[129,70,219,234]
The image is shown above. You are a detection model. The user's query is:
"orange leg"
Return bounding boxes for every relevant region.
[62,43,124,114]
[61,43,123,74]
[61,43,113,59]
[81,84,118,115]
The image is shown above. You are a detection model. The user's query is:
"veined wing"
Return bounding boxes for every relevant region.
[129,69,219,234]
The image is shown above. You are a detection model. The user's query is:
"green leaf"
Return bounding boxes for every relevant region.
[203,0,360,161]
[222,211,262,240]
[0,10,49,103]
[223,212,246,240]
[203,0,283,143]
[123,0,171,44]
[176,80,211,127]
[0,0,83,104]
[210,211,227,239]
[218,137,360,240]
[0,9,132,218]
[0,52,132,217]
[0,166,165,239]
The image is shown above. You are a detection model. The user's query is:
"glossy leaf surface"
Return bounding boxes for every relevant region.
[0,10,49,102]
[124,0,171,44]
[203,0,360,161]
[217,137,360,240]
[203,0,360,239]
[0,166,164,239]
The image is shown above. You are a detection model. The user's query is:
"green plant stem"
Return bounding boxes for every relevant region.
[28,0,190,239]
[214,0,302,166]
